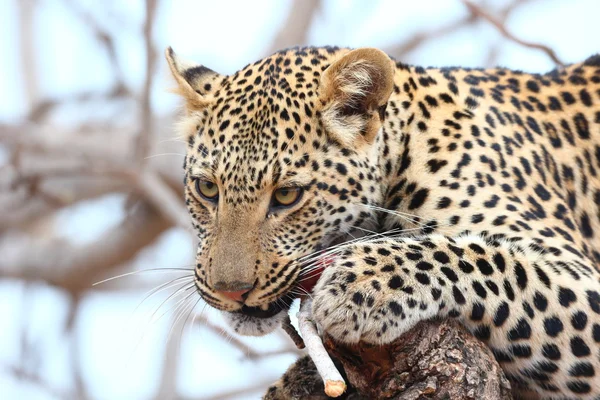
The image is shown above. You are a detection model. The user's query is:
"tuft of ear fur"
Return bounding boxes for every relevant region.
[165,47,221,111]
[319,48,395,146]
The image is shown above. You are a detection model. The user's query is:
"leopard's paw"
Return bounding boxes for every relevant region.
[311,243,440,345]
[311,256,398,344]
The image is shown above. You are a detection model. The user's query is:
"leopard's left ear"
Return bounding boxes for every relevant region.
[165,47,222,111]
[319,48,395,146]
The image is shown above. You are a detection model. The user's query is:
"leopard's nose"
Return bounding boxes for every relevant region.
[214,281,254,302]
[220,289,252,302]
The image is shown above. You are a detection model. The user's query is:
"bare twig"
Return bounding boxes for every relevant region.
[25,0,134,123]
[137,170,190,230]
[5,365,75,400]
[61,0,126,85]
[137,0,158,164]
[386,0,534,60]
[462,0,565,67]
[28,84,130,123]
[154,312,186,400]
[266,0,321,55]
[282,314,305,349]
[385,12,478,58]
[297,299,346,397]
[193,314,261,359]
[482,0,535,67]
[65,296,89,400]
[191,313,302,360]
[16,0,38,109]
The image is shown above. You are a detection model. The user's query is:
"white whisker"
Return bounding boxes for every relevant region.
[157,138,187,144]
[129,275,194,319]
[150,285,197,324]
[165,294,197,346]
[181,297,201,343]
[360,204,427,227]
[290,286,313,299]
[144,152,186,160]
[126,283,196,366]
[299,228,401,265]
[191,302,209,335]
[93,267,194,286]
[298,221,455,277]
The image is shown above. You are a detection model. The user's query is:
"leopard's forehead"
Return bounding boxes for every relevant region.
[219,45,341,92]
[186,47,344,203]
[207,46,343,123]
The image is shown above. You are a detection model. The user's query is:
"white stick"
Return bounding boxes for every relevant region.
[297,298,347,397]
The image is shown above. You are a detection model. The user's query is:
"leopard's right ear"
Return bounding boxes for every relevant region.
[165,47,222,110]
[318,48,395,146]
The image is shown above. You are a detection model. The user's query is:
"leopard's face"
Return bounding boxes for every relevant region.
[169,47,395,330]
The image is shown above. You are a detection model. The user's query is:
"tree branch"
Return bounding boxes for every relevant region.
[266,0,321,55]
[385,0,535,60]
[136,0,158,164]
[462,0,565,67]
[384,12,478,59]
[0,202,171,292]
[268,320,513,399]
[137,170,190,230]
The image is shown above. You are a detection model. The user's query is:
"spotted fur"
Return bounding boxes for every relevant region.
[167,46,600,399]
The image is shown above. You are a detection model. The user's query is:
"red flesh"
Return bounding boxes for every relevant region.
[297,255,335,296]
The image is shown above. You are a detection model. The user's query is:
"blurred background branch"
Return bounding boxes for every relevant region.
[0,0,593,399]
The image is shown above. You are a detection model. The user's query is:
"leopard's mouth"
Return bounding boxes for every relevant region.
[236,291,296,319]
[235,264,327,320]
[235,233,350,320]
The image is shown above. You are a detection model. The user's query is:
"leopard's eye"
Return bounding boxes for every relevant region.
[195,180,219,201]
[272,187,303,208]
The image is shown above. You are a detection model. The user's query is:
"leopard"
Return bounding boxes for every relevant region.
[165,45,600,399]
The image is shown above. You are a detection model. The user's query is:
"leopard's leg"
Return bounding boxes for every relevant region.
[312,233,600,398]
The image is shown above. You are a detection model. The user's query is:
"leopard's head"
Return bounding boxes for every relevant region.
[166,46,395,335]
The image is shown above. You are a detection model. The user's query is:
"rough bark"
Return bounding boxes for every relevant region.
[266,319,513,400]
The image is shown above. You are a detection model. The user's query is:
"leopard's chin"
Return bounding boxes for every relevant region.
[223,281,299,336]
[223,309,288,336]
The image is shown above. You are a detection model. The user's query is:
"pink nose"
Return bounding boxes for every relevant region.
[219,289,251,302]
